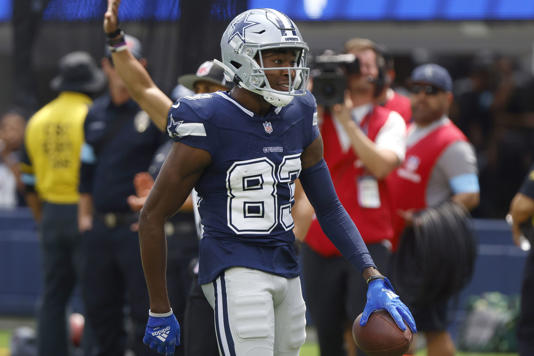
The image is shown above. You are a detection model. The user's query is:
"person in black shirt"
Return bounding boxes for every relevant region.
[508,163,534,356]
[78,35,165,356]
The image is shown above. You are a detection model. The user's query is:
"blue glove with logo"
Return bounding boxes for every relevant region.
[361,277,417,333]
[143,309,180,355]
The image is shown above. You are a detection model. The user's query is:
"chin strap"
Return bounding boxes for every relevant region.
[213,58,294,107]
[262,91,294,107]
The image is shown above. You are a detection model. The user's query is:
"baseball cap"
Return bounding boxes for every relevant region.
[410,64,452,92]
[50,51,106,94]
[105,34,143,59]
[178,61,229,91]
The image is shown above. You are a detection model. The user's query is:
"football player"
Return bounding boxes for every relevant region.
[103,1,416,355]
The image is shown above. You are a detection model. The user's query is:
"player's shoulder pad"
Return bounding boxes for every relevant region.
[298,90,317,110]
[296,91,319,127]
[166,93,219,139]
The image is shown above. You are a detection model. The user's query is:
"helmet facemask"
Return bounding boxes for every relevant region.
[246,46,310,106]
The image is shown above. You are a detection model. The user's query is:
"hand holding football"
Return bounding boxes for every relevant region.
[353,310,412,356]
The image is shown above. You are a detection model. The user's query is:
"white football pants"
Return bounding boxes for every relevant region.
[202,267,307,356]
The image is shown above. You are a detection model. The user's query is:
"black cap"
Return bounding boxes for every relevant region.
[50,51,106,94]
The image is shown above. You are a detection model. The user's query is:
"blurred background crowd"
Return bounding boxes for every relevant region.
[1,0,534,218]
[1,0,534,355]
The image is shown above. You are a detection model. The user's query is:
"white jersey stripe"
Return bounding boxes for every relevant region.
[217,91,254,117]
[174,122,206,137]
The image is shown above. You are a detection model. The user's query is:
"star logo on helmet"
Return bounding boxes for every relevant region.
[229,13,260,43]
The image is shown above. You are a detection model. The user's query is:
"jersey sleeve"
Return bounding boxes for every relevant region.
[438,141,480,194]
[78,109,98,194]
[375,111,407,162]
[304,92,320,147]
[166,96,219,156]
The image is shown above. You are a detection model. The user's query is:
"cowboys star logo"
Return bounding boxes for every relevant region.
[229,12,260,43]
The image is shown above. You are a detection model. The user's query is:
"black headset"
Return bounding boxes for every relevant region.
[371,44,387,97]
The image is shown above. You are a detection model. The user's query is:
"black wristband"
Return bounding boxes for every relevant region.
[107,31,126,47]
[106,28,123,39]
[366,275,385,285]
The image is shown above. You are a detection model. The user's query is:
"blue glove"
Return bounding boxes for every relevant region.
[360,277,417,333]
[143,309,180,355]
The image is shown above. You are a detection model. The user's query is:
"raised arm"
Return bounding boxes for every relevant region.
[103,0,171,131]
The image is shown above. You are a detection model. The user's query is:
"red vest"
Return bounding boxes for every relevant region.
[388,120,467,250]
[383,91,412,125]
[305,106,394,257]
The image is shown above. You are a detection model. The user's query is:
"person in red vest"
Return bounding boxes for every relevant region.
[389,64,480,356]
[346,40,412,125]
[295,38,408,356]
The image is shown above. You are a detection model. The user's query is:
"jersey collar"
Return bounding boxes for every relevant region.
[217,91,284,119]
[217,91,254,117]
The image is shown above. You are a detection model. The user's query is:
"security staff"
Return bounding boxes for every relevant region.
[508,163,534,356]
[77,35,165,356]
[20,51,106,356]
[389,64,480,356]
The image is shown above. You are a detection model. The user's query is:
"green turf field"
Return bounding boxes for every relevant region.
[0,329,518,356]
[299,346,517,356]
[0,330,8,356]
[0,330,7,345]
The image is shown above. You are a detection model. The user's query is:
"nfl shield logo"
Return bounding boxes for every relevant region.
[263,121,273,134]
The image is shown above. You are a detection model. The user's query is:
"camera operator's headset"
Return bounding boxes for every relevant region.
[345,40,388,98]
[369,44,388,98]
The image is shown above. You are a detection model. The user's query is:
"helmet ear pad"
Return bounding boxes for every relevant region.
[373,48,387,97]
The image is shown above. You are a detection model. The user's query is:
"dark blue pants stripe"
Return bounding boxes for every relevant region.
[219,272,236,356]
[213,279,225,355]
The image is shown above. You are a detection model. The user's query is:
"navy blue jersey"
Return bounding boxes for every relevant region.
[167,91,319,284]
[80,95,165,212]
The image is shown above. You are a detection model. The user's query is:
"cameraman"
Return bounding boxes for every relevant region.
[297,38,407,356]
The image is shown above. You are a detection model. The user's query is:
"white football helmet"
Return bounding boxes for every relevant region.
[216,8,310,107]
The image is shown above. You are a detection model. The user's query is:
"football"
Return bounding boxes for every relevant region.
[352,310,412,356]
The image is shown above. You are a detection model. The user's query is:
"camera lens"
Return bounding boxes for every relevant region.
[323,84,335,96]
